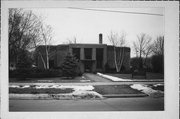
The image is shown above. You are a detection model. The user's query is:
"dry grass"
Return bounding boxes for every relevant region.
[94,85,144,95]
[9,87,73,94]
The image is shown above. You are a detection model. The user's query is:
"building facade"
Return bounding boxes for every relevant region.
[35,34,131,73]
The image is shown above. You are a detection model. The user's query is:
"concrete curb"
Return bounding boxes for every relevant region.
[103,94,148,98]
[9,93,148,100]
[9,93,104,100]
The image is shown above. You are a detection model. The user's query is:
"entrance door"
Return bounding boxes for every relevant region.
[84,61,92,72]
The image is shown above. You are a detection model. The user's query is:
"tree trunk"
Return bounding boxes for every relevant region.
[139,50,143,69]
[116,50,121,72]
[113,46,118,72]
[119,47,125,72]
[144,51,149,67]
[45,45,49,69]
[39,52,46,69]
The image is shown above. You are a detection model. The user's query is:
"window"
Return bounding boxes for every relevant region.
[96,48,103,68]
[72,48,80,60]
[84,48,92,59]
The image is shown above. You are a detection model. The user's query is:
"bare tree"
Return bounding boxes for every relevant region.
[63,36,77,44]
[40,24,53,69]
[143,43,153,66]
[151,36,164,73]
[9,8,54,69]
[108,31,127,72]
[9,8,42,67]
[152,36,164,56]
[32,23,54,69]
[133,33,152,68]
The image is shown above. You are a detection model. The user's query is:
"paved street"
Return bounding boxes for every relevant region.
[9,97,164,111]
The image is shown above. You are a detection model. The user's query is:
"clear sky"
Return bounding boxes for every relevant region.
[29,8,164,57]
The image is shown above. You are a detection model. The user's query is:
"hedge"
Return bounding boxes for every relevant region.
[9,68,62,78]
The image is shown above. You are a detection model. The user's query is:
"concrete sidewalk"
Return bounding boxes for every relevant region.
[9,81,164,86]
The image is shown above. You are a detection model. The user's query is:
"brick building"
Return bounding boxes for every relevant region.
[35,34,131,73]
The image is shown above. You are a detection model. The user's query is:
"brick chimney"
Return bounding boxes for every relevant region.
[99,33,103,44]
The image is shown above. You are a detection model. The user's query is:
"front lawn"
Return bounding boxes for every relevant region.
[9,87,73,94]
[93,85,145,95]
[9,85,104,99]
[10,84,146,95]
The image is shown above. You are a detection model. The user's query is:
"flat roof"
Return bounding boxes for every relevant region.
[38,44,130,50]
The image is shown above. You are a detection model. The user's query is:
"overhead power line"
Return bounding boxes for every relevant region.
[68,7,164,16]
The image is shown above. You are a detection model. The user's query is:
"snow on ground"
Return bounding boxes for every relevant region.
[153,84,164,87]
[9,85,103,99]
[67,90,103,99]
[130,84,164,97]
[9,85,30,88]
[22,85,30,88]
[62,85,103,99]
[130,84,157,95]
[10,85,20,88]
[59,85,94,91]
[97,73,132,81]
[10,85,95,90]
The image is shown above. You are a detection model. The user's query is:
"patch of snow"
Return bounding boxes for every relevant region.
[48,89,103,99]
[9,85,20,88]
[34,85,94,90]
[21,85,30,88]
[82,76,85,79]
[10,84,95,91]
[97,73,132,81]
[130,84,163,97]
[153,84,164,87]
[9,85,103,100]
[35,85,50,89]
[59,85,94,91]
[49,85,61,89]
[9,85,30,88]
[35,85,63,89]
[71,90,103,99]
[59,86,103,99]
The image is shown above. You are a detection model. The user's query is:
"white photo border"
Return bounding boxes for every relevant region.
[1,1,179,119]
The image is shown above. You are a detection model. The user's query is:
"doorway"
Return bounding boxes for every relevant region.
[84,61,92,72]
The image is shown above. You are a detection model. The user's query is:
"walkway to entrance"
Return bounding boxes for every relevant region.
[84,73,112,82]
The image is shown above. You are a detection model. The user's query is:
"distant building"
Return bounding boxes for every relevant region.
[35,34,131,73]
